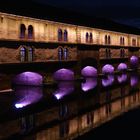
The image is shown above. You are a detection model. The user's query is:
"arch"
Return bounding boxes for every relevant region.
[20,24,26,39]
[105,35,108,44]
[53,68,74,81]
[58,47,63,60]
[117,63,127,71]
[14,86,43,108]
[64,30,68,41]
[89,33,93,43]
[28,47,34,62]
[58,29,63,41]
[102,64,114,74]
[81,66,97,77]
[20,47,26,62]
[64,47,68,60]
[86,32,89,43]
[28,25,34,39]
[130,56,139,69]
[12,71,43,86]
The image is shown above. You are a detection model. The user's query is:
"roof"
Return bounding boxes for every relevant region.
[1,0,140,35]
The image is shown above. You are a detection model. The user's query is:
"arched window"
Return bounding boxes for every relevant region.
[64,30,68,42]
[28,47,33,62]
[86,32,89,43]
[105,35,108,44]
[108,36,111,44]
[28,25,34,39]
[20,24,26,39]
[64,48,68,60]
[58,47,63,60]
[122,37,125,45]
[120,37,123,45]
[58,29,63,41]
[20,47,26,62]
[132,38,136,46]
[89,33,93,43]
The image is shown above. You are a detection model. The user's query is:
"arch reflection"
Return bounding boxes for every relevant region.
[102,75,114,87]
[14,86,43,109]
[81,78,97,92]
[130,74,139,87]
[117,74,127,83]
[54,81,74,100]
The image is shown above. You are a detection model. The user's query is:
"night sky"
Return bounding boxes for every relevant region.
[33,0,140,28]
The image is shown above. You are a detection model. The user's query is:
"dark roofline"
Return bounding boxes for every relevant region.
[1,0,140,35]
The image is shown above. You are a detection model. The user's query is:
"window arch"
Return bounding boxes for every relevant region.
[122,37,125,45]
[20,47,26,62]
[58,47,63,60]
[20,24,26,39]
[28,47,33,62]
[28,25,34,39]
[89,33,93,43]
[64,30,68,42]
[64,48,68,60]
[105,35,108,44]
[86,32,89,43]
[58,29,63,41]
[120,37,123,45]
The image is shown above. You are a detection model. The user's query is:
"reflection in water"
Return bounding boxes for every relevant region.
[130,74,139,87]
[82,78,97,92]
[81,66,97,77]
[102,75,114,87]
[54,82,74,100]
[14,86,43,108]
[117,74,127,83]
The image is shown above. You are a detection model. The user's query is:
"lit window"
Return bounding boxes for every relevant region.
[58,47,63,60]
[105,35,108,44]
[86,32,89,43]
[20,47,26,62]
[28,47,33,62]
[64,30,68,42]
[64,48,68,60]
[58,29,63,41]
[89,33,93,43]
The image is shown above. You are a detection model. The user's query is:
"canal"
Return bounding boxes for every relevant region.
[0,72,140,140]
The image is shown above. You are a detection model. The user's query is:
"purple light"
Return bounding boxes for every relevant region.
[13,71,43,86]
[117,63,127,71]
[102,75,114,87]
[81,78,97,92]
[130,56,139,68]
[14,86,43,108]
[53,81,74,100]
[117,74,127,83]
[102,64,114,74]
[81,66,97,77]
[130,74,139,87]
[53,68,74,81]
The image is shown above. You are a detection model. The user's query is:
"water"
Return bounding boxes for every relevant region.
[0,72,140,140]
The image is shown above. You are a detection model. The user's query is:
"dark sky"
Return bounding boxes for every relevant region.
[33,0,140,28]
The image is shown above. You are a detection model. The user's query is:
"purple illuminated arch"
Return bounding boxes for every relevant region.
[102,64,114,74]
[117,74,127,83]
[130,56,139,69]
[13,72,43,86]
[53,68,74,81]
[14,86,43,109]
[82,78,97,92]
[117,63,127,71]
[102,75,114,87]
[53,81,74,100]
[81,66,97,77]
